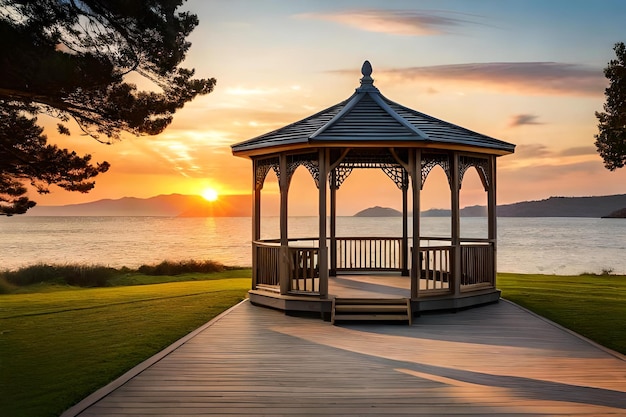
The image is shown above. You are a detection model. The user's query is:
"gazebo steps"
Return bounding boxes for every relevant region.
[331,298,412,325]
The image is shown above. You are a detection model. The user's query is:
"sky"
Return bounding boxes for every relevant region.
[34,0,626,215]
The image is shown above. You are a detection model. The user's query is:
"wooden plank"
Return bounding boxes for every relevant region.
[65,300,626,417]
[334,305,408,313]
[333,314,410,321]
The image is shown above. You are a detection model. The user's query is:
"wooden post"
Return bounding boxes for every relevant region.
[487,155,497,286]
[330,169,337,277]
[318,149,329,297]
[451,152,461,296]
[410,149,421,299]
[278,153,290,295]
[401,173,409,276]
[252,159,261,290]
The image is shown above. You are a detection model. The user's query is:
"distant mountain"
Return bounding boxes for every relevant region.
[497,195,626,217]
[380,194,626,218]
[421,206,488,217]
[421,208,450,217]
[354,206,402,217]
[26,194,251,217]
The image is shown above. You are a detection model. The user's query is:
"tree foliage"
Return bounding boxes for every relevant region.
[0,0,216,215]
[595,42,626,171]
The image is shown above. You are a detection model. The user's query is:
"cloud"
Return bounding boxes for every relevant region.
[509,114,543,127]
[501,160,602,182]
[512,144,597,161]
[295,9,482,36]
[514,144,552,159]
[559,146,597,157]
[364,62,605,96]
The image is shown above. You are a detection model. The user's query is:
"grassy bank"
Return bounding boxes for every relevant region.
[0,259,230,293]
[0,268,251,417]
[497,272,626,355]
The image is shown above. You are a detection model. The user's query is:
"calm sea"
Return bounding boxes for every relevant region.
[1,216,625,275]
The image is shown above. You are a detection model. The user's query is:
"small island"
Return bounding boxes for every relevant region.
[354,206,402,217]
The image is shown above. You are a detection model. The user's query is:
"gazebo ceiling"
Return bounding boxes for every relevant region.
[231,61,515,157]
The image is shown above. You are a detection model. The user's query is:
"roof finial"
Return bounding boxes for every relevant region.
[360,60,374,85]
[356,60,378,92]
[362,60,372,77]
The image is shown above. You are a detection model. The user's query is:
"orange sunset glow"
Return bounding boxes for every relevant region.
[29,1,626,215]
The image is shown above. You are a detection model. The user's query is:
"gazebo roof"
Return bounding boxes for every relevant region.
[231,61,515,157]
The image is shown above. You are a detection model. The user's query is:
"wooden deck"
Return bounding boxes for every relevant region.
[64,300,626,416]
[330,274,411,298]
[250,274,499,316]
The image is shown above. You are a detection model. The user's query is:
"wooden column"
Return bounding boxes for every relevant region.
[329,169,337,277]
[451,152,461,297]
[401,176,409,276]
[487,155,497,286]
[278,153,290,295]
[410,149,421,299]
[252,159,261,290]
[318,149,329,297]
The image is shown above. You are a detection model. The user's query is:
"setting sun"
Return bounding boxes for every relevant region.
[201,188,219,202]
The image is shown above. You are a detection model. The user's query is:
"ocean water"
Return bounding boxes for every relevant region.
[0,216,625,275]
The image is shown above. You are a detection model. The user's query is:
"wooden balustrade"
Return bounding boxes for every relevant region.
[418,246,451,293]
[417,239,495,293]
[461,243,494,288]
[254,242,280,288]
[289,247,320,293]
[335,237,403,272]
[254,238,495,297]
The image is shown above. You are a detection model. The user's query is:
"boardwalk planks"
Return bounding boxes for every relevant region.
[67,300,626,416]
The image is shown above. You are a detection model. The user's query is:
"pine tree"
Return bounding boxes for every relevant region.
[595,42,626,170]
[0,0,215,215]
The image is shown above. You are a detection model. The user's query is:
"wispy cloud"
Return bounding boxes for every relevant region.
[509,114,543,127]
[512,144,598,161]
[514,144,552,159]
[357,62,605,96]
[559,146,597,157]
[295,9,483,36]
[501,160,602,182]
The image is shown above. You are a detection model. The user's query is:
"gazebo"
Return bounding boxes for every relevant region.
[231,61,515,322]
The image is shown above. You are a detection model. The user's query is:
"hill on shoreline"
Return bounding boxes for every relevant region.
[420,194,626,218]
[26,194,252,217]
[24,193,626,218]
[367,194,626,218]
[354,206,402,217]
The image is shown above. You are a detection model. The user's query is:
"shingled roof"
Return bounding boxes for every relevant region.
[231,61,515,156]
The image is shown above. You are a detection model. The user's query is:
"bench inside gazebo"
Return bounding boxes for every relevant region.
[231,61,515,323]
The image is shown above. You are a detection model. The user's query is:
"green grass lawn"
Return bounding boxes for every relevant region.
[0,272,251,417]
[497,273,626,355]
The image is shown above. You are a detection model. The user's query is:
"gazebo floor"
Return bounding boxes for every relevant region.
[250,274,501,320]
[64,299,626,416]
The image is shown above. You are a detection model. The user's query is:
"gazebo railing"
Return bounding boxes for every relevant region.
[335,237,403,272]
[254,237,494,296]
[417,245,451,293]
[417,238,494,294]
[460,242,494,289]
[290,246,320,293]
[254,241,280,289]
[254,239,320,294]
